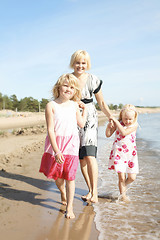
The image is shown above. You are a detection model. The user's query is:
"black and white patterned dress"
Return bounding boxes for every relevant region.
[79,73,102,159]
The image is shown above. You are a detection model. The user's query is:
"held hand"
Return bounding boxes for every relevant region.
[109,116,117,122]
[108,120,115,128]
[55,153,64,164]
[108,118,115,128]
[108,121,113,128]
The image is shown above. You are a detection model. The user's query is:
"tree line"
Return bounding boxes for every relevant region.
[95,103,123,110]
[0,92,123,112]
[0,92,49,112]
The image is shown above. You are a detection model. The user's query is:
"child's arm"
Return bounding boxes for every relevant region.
[110,116,138,136]
[76,101,87,128]
[105,121,116,137]
[45,102,64,164]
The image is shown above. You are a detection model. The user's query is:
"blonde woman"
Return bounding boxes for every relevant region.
[70,50,112,203]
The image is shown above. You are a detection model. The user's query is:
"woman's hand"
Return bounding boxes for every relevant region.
[109,117,115,128]
[109,116,117,123]
[108,121,114,129]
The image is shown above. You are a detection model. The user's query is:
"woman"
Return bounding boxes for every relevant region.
[70,50,112,203]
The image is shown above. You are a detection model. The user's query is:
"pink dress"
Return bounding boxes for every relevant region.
[39,101,79,181]
[108,122,139,174]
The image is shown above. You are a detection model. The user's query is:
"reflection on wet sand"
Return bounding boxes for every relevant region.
[43,204,95,240]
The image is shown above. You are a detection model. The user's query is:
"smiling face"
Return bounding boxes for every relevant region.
[73,58,88,77]
[59,79,75,100]
[122,110,136,126]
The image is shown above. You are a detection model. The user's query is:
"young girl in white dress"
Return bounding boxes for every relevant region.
[39,73,87,218]
[106,104,139,201]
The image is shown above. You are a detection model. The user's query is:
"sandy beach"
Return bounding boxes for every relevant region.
[0,107,160,240]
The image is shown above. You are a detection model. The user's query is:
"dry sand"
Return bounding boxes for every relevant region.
[0,107,160,240]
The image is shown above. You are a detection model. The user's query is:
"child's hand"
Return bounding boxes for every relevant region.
[78,101,86,110]
[55,153,64,164]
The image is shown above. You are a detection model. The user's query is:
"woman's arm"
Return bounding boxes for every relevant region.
[45,102,64,163]
[95,89,112,119]
[110,116,138,136]
[76,101,87,128]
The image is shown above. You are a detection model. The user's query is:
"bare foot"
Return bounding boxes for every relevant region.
[81,192,92,201]
[122,195,130,203]
[65,210,75,219]
[117,194,130,203]
[90,194,98,203]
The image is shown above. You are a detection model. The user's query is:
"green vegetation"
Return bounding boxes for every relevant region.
[2,92,159,113]
[95,103,123,110]
[0,92,49,112]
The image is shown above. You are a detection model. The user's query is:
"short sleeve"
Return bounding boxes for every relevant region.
[90,74,103,94]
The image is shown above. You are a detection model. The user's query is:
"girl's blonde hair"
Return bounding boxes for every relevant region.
[70,50,91,70]
[52,73,81,101]
[119,104,138,123]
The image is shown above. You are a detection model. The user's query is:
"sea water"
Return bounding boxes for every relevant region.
[94,113,160,240]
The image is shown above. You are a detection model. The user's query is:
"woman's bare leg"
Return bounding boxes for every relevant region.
[80,159,92,200]
[80,156,98,203]
[55,178,67,205]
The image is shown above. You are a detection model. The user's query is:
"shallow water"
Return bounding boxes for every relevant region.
[94,113,160,240]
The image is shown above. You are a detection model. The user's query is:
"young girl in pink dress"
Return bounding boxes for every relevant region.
[39,73,87,218]
[105,104,139,202]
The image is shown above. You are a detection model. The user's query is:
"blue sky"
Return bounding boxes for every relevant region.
[0,0,160,106]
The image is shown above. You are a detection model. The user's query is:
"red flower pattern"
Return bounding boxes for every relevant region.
[123,149,129,153]
[132,150,136,156]
[128,161,134,168]
[122,144,127,149]
[108,121,138,173]
[115,155,120,160]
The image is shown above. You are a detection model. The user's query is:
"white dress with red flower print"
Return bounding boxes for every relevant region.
[108,122,139,174]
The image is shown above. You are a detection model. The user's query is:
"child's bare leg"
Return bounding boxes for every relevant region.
[125,173,136,186]
[55,178,67,205]
[118,173,127,200]
[65,180,75,219]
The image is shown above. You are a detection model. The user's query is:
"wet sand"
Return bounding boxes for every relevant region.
[0,139,98,240]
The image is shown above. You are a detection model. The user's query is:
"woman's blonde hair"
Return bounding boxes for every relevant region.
[119,104,138,123]
[52,73,81,101]
[70,50,91,70]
